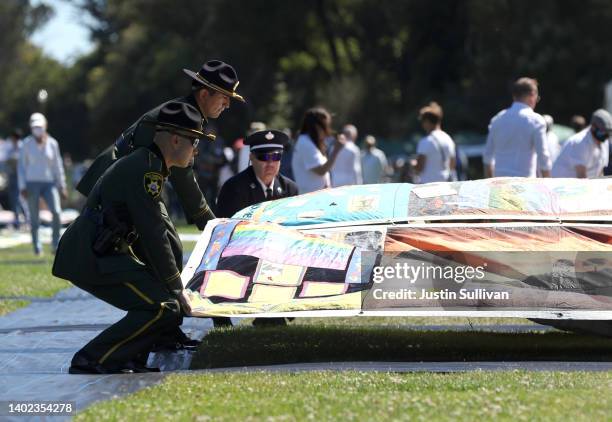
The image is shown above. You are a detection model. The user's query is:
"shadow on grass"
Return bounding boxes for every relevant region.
[191,325,612,369]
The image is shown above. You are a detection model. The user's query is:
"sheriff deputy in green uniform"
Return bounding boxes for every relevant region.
[53,102,204,374]
[76,59,244,348]
[76,59,245,229]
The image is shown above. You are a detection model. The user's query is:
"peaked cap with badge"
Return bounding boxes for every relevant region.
[216,129,298,219]
[183,60,245,103]
[244,130,289,153]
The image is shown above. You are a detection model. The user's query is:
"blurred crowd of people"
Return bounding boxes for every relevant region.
[191,76,612,219]
[1,76,612,240]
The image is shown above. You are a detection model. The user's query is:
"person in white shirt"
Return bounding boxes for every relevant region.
[415,102,456,183]
[543,114,561,165]
[18,113,67,255]
[361,135,388,184]
[552,109,612,178]
[291,107,345,193]
[483,77,551,178]
[330,124,363,187]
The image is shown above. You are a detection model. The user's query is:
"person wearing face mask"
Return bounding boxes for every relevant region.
[17,113,67,255]
[551,109,612,178]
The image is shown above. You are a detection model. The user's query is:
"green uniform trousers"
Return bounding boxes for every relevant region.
[74,276,182,367]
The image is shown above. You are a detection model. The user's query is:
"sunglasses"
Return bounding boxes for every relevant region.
[178,134,199,148]
[157,129,200,148]
[254,151,282,162]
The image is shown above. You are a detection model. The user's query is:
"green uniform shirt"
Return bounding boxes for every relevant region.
[76,95,214,229]
[54,145,182,288]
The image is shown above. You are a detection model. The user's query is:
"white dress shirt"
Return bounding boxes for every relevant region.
[483,102,551,177]
[330,140,362,187]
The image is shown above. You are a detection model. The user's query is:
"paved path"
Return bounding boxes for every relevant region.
[0,287,213,421]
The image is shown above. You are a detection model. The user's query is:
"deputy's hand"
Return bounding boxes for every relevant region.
[61,188,68,200]
[177,290,192,316]
[20,190,27,199]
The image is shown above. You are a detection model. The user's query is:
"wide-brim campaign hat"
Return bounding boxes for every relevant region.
[143,102,205,139]
[245,130,289,153]
[183,60,245,103]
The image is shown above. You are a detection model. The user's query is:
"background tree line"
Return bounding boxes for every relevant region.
[1,0,612,159]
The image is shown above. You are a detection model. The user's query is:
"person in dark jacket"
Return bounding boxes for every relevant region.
[216,130,298,218]
[214,129,298,327]
[53,102,203,374]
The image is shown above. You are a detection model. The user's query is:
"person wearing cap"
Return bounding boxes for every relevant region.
[551,109,611,178]
[214,129,298,327]
[216,130,298,218]
[52,102,203,374]
[18,113,67,255]
[483,77,552,178]
[76,59,245,231]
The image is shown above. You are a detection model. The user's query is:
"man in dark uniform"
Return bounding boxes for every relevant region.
[215,130,299,327]
[76,59,245,230]
[216,130,298,217]
[76,60,244,347]
[53,102,203,374]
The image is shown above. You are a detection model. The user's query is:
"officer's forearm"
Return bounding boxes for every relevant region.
[168,166,214,228]
[191,205,215,230]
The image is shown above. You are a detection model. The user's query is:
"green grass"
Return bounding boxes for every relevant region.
[0,299,30,315]
[75,371,612,421]
[0,244,69,302]
[191,325,612,369]
[175,224,202,235]
[182,241,196,251]
[0,240,197,316]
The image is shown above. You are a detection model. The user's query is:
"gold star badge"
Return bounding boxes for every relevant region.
[144,172,163,199]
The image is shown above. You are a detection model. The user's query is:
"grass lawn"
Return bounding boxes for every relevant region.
[0,239,198,316]
[0,244,69,315]
[75,371,612,421]
[175,223,202,235]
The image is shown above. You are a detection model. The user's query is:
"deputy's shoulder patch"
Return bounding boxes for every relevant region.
[144,172,163,199]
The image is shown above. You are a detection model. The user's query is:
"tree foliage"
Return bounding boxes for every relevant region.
[2,0,612,158]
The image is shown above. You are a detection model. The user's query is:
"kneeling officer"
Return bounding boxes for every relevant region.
[53,102,203,374]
